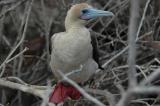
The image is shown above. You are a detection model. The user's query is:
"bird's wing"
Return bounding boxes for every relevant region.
[51,33,58,48]
[91,34,104,70]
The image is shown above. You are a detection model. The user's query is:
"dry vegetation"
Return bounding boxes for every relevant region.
[0,0,160,106]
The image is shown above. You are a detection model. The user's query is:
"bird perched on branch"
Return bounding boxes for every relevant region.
[49,3,113,104]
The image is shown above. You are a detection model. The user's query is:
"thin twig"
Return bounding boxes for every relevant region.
[0,0,33,70]
[85,88,116,106]
[136,0,151,41]
[140,68,160,85]
[6,47,29,64]
[0,0,27,18]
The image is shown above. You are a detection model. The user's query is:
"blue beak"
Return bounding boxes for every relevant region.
[80,8,114,20]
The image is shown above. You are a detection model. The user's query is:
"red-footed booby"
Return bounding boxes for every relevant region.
[49,3,113,104]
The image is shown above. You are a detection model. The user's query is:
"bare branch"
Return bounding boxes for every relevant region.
[0,78,45,98]
[128,0,140,87]
[85,88,116,106]
[0,0,33,70]
[6,47,29,64]
[140,68,160,85]
[136,0,151,41]
[58,70,106,106]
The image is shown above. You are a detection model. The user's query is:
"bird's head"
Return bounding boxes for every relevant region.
[65,3,114,30]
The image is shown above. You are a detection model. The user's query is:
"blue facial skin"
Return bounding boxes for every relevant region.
[80,8,114,20]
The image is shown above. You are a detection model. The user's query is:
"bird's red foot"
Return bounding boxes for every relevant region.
[49,82,81,104]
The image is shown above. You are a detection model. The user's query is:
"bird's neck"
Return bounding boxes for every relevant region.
[65,22,85,32]
[65,15,85,32]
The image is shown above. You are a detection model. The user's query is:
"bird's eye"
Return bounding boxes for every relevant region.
[82,9,88,14]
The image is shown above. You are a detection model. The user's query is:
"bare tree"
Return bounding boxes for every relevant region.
[0,0,160,106]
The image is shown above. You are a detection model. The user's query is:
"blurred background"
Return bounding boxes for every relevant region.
[0,0,160,106]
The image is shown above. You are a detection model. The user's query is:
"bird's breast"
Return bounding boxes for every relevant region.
[54,29,92,65]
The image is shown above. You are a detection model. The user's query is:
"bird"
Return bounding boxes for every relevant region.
[49,3,113,104]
